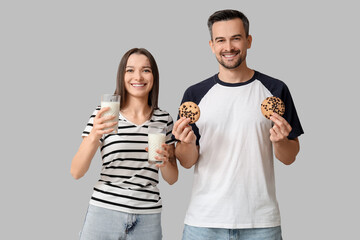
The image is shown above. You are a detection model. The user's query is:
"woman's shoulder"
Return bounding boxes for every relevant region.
[153,108,171,117]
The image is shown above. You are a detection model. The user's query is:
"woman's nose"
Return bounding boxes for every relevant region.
[133,70,143,81]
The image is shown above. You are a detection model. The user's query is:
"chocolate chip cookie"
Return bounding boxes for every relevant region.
[179,101,200,124]
[261,96,285,119]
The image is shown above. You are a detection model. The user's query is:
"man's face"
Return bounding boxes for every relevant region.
[209,18,252,70]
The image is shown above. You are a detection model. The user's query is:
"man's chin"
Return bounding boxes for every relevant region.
[220,62,242,70]
[216,57,242,70]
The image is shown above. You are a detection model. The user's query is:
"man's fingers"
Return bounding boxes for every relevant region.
[173,117,186,132]
[184,130,195,143]
[175,118,191,132]
[172,117,183,131]
[179,126,192,141]
[270,113,291,134]
[172,117,196,144]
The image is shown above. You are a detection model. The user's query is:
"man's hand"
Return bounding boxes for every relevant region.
[172,117,197,145]
[172,117,199,168]
[270,113,299,165]
[269,113,292,143]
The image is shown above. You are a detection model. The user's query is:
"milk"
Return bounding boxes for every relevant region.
[100,101,120,134]
[148,132,166,164]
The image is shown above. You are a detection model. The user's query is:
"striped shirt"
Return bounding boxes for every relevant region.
[82,107,175,214]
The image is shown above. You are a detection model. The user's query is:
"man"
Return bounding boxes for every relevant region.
[172,9,304,240]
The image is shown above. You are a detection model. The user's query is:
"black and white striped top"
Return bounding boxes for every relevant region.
[82,107,175,214]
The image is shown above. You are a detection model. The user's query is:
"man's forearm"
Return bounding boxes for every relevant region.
[175,142,199,169]
[274,138,300,165]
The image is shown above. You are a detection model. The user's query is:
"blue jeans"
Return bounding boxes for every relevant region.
[182,224,282,240]
[79,204,162,240]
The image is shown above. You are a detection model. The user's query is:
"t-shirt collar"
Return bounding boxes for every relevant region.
[214,71,258,87]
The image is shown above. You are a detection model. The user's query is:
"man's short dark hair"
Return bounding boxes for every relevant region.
[207,9,250,39]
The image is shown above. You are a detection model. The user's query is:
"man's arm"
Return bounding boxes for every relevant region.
[273,138,299,165]
[270,113,300,165]
[175,142,199,169]
[172,117,199,169]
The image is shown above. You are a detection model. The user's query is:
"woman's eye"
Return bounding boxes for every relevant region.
[126,69,133,73]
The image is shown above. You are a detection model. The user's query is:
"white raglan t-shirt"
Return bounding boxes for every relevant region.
[179,71,304,229]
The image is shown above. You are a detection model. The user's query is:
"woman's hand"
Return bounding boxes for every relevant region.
[89,107,118,141]
[154,143,174,168]
[145,143,174,168]
[71,107,118,180]
[152,143,178,185]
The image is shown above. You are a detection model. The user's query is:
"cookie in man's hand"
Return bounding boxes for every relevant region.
[261,96,285,119]
[179,101,200,124]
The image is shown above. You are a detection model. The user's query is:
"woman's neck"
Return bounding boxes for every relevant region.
[121,97,152,125]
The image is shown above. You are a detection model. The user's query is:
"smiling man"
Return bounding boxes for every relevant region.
[172,9,304,240]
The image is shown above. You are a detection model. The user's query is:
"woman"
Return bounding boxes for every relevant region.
[71,48,178,240]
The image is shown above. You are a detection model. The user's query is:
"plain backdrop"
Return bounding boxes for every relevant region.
[1,0,359,239]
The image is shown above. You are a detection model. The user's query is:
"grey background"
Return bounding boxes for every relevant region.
[1,0,359,239]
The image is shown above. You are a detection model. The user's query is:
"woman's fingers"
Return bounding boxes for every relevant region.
[154,144,170,167]
[95,107,110,119]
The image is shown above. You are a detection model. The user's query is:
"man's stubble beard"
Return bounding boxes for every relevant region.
[216,51,246,70]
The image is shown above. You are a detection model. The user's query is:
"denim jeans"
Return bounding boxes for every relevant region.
[79,204,162,240]
[182,224,282,240]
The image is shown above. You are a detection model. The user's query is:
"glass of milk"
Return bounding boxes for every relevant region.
[101,94,120,134]
[148,125,166,164]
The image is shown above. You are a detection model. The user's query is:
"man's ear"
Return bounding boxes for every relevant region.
[209,40,215,53]
[247,35,253,49]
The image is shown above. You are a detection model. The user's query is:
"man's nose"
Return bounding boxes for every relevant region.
[225,41,234,52]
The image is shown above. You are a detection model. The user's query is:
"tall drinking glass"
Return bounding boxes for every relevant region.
[101,94,120,134]
[148,125,166,164]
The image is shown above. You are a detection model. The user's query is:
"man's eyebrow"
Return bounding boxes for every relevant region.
[214,36,225,41]
[214,34,243,41]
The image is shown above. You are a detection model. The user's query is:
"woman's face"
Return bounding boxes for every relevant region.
[124,53,154,101]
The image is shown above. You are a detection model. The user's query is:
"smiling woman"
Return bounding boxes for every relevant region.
[71,48,178,240]
[124,54,154,103]
[116,48,159,119]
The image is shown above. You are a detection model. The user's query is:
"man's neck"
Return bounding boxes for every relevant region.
[218,63,254,84]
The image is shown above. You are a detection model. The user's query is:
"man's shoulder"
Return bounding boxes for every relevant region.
[181,74,218,104]
[255,71,287,87]
[187,74,216,90]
